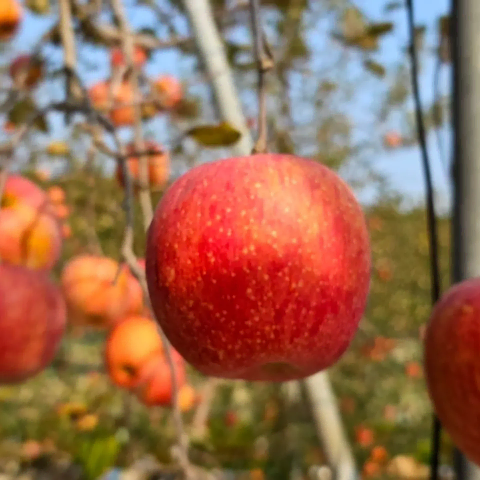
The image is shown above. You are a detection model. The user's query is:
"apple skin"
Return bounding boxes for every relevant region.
[0,263,66,384]
[424,278,480,466]
[146,153,371,381]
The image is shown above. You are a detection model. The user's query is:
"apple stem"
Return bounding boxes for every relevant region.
[248,0,273,154]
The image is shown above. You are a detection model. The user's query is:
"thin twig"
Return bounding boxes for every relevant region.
[405,2,442,480]
[59,0,80,124]
[109,0,192,476]
[248,0,273,154]
[191,378,221,440]
[109,0,153,228]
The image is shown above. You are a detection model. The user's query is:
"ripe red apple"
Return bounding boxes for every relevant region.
[146,153,371,381]
[424,278,480,465]
[0,263,66,383]
[0,175,62,270]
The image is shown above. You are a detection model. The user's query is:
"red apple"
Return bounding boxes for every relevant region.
[424,278,480,465]
[3,174,49,209]
[146,153,371,381]
[0,0,23,42]
[110,45,147,69]
[116,141,170,192]
[105,315,165,390]
[0,175,62,270]
[88,80,136,127]
[61,255,134,328]
[355,425,374,448]
[0,263,66,384]
[154,75,182,110]
[47,186,66,205]
[136,350,186,407]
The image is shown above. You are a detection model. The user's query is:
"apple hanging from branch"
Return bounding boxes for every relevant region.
[0,263,66,384]
[424,278,480,466]
[146,153,371,381]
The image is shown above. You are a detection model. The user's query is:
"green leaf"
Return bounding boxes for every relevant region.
[186,122,242,147]
[335,8,394,51]
[366,22,394,37]
[364,59,386,78]
[8,98,48,132]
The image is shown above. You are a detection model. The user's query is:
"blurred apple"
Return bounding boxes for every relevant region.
[110,45,147,69]
[89,80,136,127]
[61,255,134,328]
[355,425,374,448]
[0,263,66,383]
[424,278,480,465]
[116,141,170,192]
[0,0,23,42]
[0,175,62,270]
[154,75,182,109]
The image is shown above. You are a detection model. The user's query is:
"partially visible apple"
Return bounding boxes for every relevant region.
[61,255,133,328]
[110,45,147,69]
[47,186,66,205]
[0,0,23,42]
[88,80,136,127]
[105,315,164,390]
[424,278,480,465]
[0,175,62,270]
[3,174,49,209]
[137,350,186,407]
[146,153,371,381]
[0,263,66,383]
[116,141,170,192]
[154,75,182,110]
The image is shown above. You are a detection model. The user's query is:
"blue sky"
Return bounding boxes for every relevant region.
[4,0,451,210]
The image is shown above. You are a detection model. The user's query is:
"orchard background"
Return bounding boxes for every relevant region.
[0,1,454,480]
